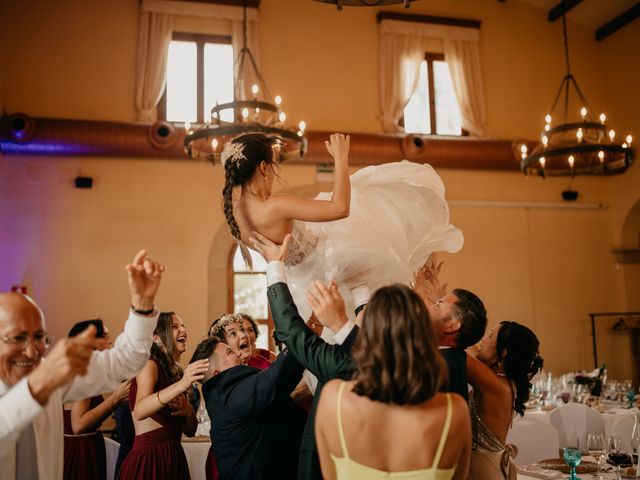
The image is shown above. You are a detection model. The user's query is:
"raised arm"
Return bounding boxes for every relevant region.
[63,250,164,402]
[266,133,350,223]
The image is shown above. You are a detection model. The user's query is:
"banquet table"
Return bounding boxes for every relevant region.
[523,405,637,439]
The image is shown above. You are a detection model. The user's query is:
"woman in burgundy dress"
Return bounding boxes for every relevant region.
[117,311,209,480]
[63,320,131,480]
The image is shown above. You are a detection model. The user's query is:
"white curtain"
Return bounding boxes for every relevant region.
[379,19,488,136]
[231,19,260,101]
[443,38,487,136]
[134,11,173,122]
[379,32,424,133]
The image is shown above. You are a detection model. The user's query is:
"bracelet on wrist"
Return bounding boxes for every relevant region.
[156,391,169,406]
[131,305,155,315]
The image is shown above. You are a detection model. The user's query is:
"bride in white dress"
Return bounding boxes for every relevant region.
[221,132,463,319]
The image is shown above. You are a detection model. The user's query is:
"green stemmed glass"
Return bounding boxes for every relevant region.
[563,447,582,480]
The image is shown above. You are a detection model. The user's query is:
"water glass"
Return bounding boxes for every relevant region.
[563,447,582,480]
[587,433,605,479]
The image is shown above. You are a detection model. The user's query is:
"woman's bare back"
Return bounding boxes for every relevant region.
[235,194,292,246]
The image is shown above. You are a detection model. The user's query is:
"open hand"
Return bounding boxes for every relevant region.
[412,258,448,305]
[126,250,165,312]
[324,133,350,162]
[249,231,291,263]
[306,281,348,333]
[179,359,210,391]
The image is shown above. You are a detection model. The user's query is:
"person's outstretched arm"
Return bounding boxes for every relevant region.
[266,133,351,223]
[250,232,354,382]
[63,250,165,403]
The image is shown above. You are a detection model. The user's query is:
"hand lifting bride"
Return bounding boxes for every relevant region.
[220,132,463,319]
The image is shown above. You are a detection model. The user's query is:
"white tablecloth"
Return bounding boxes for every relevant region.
[183,439,211,480]
[524,406,635,439]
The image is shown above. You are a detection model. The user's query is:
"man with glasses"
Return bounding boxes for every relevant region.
[0,249,164,480]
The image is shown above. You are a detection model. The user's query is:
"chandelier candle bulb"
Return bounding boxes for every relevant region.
[542,135,549,147]
[279,112,286,123]
[242,108,249,120]
[576,128,583,142]
[274,95,282,106]
[540,157,546,168]
[545,114,552,124]
[544,124,551,132]
[609,130,616,142]
[568,155,575,168]
[580,107,587,119]
[298,121,306,132]
[626,135,632,145]
[251,84,259,96]
[211,138,218,151]
[600,113,606,124]
[623,143,628,148]
[598,150,605,162]
[185,121,191,132]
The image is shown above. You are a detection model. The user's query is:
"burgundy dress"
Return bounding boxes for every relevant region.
[117,359,191,480]
[63,395,107,480]
[205,354,273,480]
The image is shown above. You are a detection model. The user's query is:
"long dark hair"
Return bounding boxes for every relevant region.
[151,311,183,384]
[222,133,278,236]
[496,321,544,416]
[352,284,446,405]
[68,319,105,338]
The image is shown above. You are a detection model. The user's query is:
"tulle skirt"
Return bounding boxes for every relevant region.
[287,161,463,320]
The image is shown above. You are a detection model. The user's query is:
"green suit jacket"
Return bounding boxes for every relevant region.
[267,282,358,480]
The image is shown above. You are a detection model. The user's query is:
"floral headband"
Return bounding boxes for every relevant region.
[220,141,246,168]
[209,313,244,338]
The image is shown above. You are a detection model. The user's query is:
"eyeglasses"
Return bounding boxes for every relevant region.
[0,333,54,350]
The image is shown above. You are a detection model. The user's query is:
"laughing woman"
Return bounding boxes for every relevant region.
[117,312,209,480]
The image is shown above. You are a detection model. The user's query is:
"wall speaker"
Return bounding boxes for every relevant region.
[75,176,93,189]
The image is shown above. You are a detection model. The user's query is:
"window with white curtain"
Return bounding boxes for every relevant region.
[403,53,464,136]
[160,32,234,124]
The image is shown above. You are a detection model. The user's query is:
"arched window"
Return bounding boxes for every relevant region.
[228,245,273,351]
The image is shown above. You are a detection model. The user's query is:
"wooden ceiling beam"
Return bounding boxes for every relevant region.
[547,0,582,22]
[595,2,640,41]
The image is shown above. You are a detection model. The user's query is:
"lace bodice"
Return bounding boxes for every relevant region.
[285,221,318,267]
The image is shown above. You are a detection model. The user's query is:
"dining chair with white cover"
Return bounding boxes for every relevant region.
[507,417,560,465]
[548,403,604,452]
[610,415,635,452]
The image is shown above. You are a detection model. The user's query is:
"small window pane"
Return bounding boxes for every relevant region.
[234,273,268,319]
[403,60,430,134]
[166,41,197,122]
[433,61,462,135]
[256,324,269,350]
[204,43,234,123]
[233,247,267,272]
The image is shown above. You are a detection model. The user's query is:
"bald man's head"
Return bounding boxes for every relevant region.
[0,293,47,386]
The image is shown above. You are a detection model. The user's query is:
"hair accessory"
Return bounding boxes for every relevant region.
[220,141,246,168]
[209,313,245,338]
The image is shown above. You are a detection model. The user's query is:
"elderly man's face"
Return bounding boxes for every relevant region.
[0,293,47,387]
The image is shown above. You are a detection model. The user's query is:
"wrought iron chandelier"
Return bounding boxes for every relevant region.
[184,2,307,163]
[313,0,413,10]
[521,11,633,178]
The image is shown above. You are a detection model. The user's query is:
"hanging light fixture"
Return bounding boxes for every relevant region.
[313,0,413,10]
[184,1,307,163]
[521,9,633,178]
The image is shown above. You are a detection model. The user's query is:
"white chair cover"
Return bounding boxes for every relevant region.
[104,436,120,480]
[611,415,634,452]
[507,417,560,465]
[549,403,605,452]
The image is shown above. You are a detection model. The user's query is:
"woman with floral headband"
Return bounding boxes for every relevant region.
[208,313,271,369]
[220,132,463,320]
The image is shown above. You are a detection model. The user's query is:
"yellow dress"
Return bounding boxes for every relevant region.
[330,382,457,480]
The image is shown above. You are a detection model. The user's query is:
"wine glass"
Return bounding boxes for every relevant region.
[587,433,606,479]
[563,447,582,480]
[631,414,640,478]
[607,436,626,480]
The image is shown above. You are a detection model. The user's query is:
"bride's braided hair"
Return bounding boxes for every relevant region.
[221,133,278,249]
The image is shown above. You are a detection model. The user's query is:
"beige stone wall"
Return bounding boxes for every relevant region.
[1,0,639,379]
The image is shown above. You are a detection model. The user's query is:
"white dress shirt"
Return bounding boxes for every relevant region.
[267,260,356,394]
[0,309,158,480]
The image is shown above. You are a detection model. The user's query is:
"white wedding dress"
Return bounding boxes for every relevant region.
[284,160,463,320]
